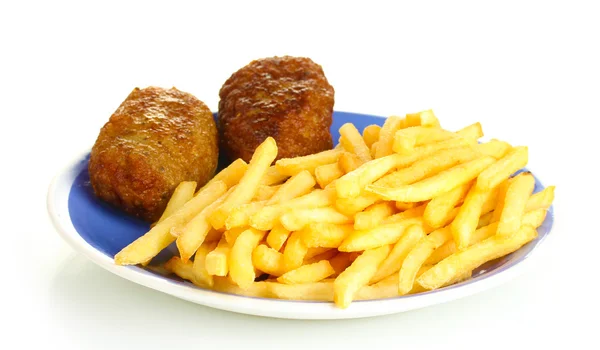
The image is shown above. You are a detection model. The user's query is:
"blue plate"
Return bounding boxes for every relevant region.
[48,111,554,319]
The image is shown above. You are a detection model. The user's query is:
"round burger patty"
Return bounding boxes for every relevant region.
[88,86,219,222]
[218,56,335,162]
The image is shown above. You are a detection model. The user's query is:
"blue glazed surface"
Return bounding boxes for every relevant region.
[68,111,554,291]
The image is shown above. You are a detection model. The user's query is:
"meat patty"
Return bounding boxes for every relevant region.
[88,86,218,222]
[218,56,335,162]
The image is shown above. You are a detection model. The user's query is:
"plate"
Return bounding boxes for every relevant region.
[47,111,554,319]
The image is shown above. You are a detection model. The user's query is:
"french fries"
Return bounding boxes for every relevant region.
[229,228,266,289]
[114,180,227,265]
[210,137,278,230]
[340,123,372,163]
[155,181,196,225]
[114,109,555,309]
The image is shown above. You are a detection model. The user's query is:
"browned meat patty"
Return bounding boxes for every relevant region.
[88,86,218,222]
[218,56,335,162]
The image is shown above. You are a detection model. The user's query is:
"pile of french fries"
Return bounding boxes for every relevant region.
[114,110,555,309]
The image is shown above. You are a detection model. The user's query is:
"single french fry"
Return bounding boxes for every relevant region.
[210,137,278,230]
[230,228,266,289]
[362,124,381,148]
[476,146,528,191]
[114,180,228,266]
[175,185,232,262]
[283,232,309,271]
[339,217,424,252]
[393,126,457,154]
[267,170,316,205]
[252,185,280,201]
[450,185,496,250]
[198,159,248,193]
[278,260,335,284]
[224,227,246,245]
[164,257,207,288]
[205,236,230,277]
[260,165,289,185]
[192,240,218,287]
[456,122,483,140]
[382,203,427,224]
[340,123,373,163]
[375,116,404,158]
[335,192,380,216]
[398,227,452,295]
[225,200,267,230]
[266,223,291,251]
[491,179,511,223]
[276,148,343,176]
[315,162,344,188]
[338,151,364,173]
[280,207,352,231]
[475,139,512,159]
[213,277,270,298]
[424,181,473,228]
[334,245,391,308]
[155,181,196,225]
[267,281,334,301]
[374,146,480,188]
[497,173,535,237]
[354,202,396,230]
[417,225,537,290]
[417,109,441,127]
[525,186,555,212]
[250,187,336,231]
[370,224,425,284]
[426,208,548,265]
[252,244,286,276]
[301,223,354,248]
[367,156,496,202]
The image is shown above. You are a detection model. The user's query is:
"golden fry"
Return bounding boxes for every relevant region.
[267,170,316,205]
[393,126,456,154]
[205,236,230,277]
[475,139,512,159]
[424,181,472,228]
[260,165,289,186]
[354,202,396,230]
[370,224,425,284]
[210,137,278,230]
[335,192,380,216]
[229,228,266,289]
[280,207,351,231]
[252,185,279,201]
[456,122,483,140]
[398,227,452,295]
[450,185,496,250]
[417,225,537,290]
[202,159,248,191]
[339,217,424,251]
[497,173,535,237]
[362,124,381,148]
[338,151,364,173]
[315,162,344,188]
[525,186,555,212]
[491,179,511,223]
[367,156,496,202]
[476,146,528,191]
[164,257,206,287]
[114,180,227,266]
[334,245,391,308]
[156,181,196,225]
[278,260,335,284]
[252,244,286,276]
[375,116,404,158]
[266,223,291,251]
[283,232,309,271]
[192,240,218,287]
[340,122,373,163]
[276,148,343,176]
[301,223,354,248]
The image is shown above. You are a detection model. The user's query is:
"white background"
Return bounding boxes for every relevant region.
[1,1,596,349]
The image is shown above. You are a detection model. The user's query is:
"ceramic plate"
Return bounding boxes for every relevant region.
[47,111,554,319]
